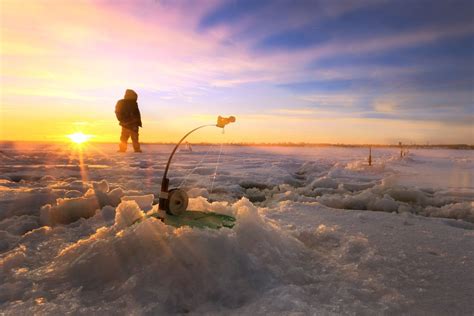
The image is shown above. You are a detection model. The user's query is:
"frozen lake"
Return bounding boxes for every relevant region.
[0,143,473,314]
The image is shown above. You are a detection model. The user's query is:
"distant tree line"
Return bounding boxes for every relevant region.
[1,140,472,150]
[139,142,474,150]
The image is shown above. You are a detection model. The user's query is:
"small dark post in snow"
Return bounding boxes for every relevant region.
[399,142,403,158]
[368,146,372,166]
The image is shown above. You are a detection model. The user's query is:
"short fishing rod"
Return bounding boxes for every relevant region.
[159,116,236,215]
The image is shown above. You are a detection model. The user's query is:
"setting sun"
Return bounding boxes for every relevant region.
[67,132,91,144]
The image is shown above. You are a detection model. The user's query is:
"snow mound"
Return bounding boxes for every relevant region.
[10,199,332,314]
[310,176,339,189]
[40,180,125,226]
[0,215,39,236]
[120,194,154,211]
[315,182,474,222]
[40,195,100,226]
[421,202,474,222]
[6,197,405,314]
[114,200,144,229]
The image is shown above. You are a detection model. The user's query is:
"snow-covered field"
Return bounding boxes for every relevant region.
[1,142,473,315]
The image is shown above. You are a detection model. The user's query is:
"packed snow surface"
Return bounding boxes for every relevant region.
[0,143,473,315]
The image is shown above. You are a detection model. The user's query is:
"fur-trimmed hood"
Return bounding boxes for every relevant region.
[124,89,138,101]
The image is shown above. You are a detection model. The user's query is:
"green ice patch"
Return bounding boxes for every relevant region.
[145,210,236,229]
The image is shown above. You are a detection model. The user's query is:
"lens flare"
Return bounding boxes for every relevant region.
[68,132,91,144]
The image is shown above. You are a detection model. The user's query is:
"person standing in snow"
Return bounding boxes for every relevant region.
[115,89,142,152]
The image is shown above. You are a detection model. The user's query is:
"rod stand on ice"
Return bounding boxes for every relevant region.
[368,146,372,166]
[159,116,236,216]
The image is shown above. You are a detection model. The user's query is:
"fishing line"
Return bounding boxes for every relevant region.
[209,140,224,195]
[178,144,216,188]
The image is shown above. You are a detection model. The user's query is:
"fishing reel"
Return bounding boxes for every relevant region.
[160,188,189,216]
[159,115,236,216]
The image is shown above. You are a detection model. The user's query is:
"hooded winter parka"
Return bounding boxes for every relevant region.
[115,89,142,129]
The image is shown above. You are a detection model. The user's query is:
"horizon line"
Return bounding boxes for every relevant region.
[1,140,472,149]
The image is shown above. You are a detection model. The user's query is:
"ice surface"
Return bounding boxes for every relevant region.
[0,143,473,314]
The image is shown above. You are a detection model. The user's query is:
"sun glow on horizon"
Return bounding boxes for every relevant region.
[67,132,91,144]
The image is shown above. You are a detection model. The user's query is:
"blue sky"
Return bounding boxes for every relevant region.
[197,0,473,113]
[196,0,474,142]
